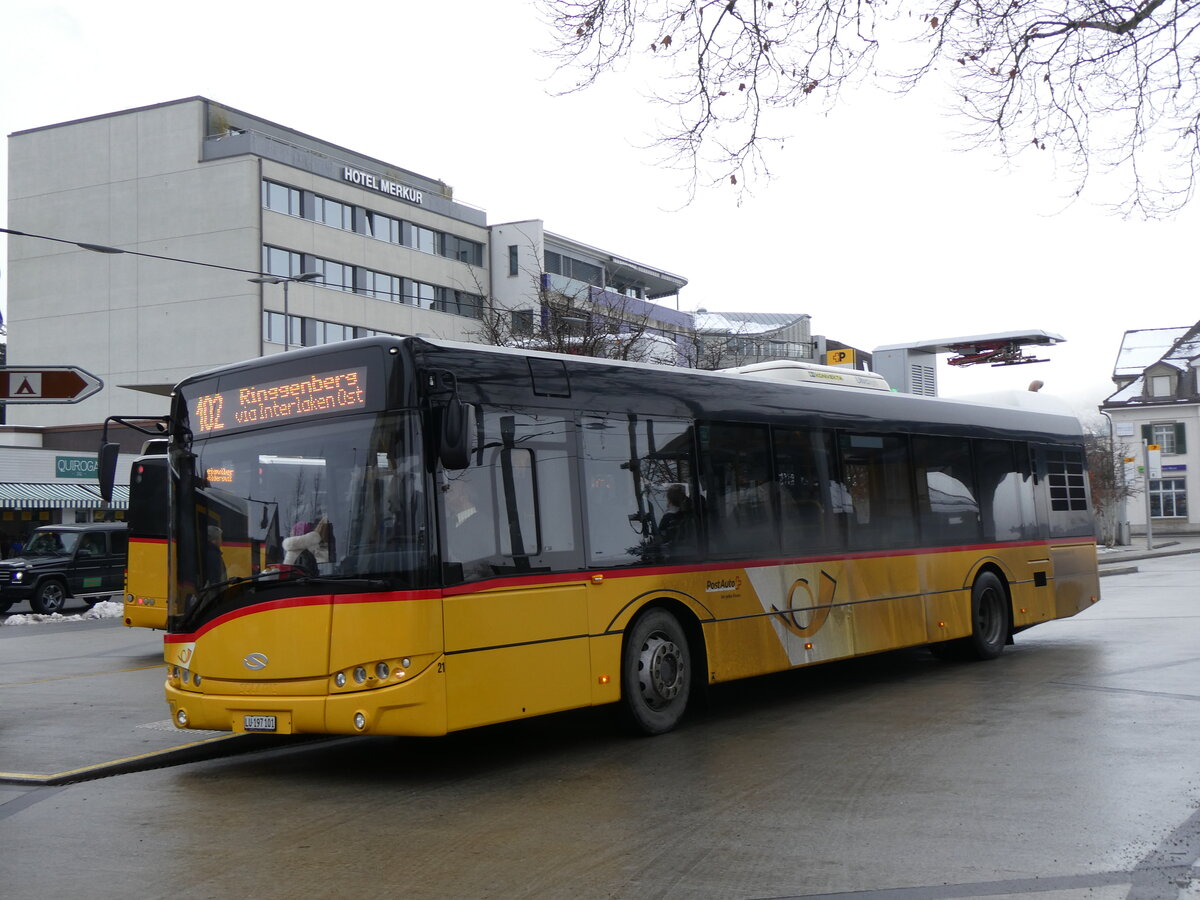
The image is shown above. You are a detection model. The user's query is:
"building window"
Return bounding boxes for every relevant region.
[544,249,603,287]
[368,211,401,243]
[444,235,484,266]
[411,225,438,255]
[262,180,301,215]
[313,196,353,230]
[314,258,353,292]
[1150,478,1188,518]
[434,289,484,319]
[512,309,534,335]
[262,311,302,347]
[360,269,400,302]
[262,246,302,278]
[508,245,519,277]
[1151,375,1174,397]
[1143,423,1187,455]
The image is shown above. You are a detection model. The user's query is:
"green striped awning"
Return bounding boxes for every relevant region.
[0,483,129,510]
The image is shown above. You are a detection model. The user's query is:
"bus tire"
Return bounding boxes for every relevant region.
[965,571,1009,660]
[622,608,692,736]
[32,579,68,615]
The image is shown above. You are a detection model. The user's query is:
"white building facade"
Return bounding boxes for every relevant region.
[1101,324,1200,535]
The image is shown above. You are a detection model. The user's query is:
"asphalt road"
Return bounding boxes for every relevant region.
[2,552,1199,900]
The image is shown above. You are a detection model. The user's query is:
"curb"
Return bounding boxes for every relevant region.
[1099,565,1139,578]
[1098,546,1200,565]
[0,733,329,786]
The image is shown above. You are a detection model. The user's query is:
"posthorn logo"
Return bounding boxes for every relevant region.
[243,652,270,670]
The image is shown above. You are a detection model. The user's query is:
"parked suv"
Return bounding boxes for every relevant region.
[0,523,129,615]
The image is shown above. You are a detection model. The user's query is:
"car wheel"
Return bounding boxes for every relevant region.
[0,600,13,615]
[32,580,68,615]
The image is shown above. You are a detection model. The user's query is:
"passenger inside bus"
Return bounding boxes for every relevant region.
[283,515,333,574]
[205,525,227,585]
[656,483,692,546]
[441,476,497,581]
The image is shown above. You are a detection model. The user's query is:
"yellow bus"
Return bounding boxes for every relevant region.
[148,337,1099,737]
[124,443,169,629]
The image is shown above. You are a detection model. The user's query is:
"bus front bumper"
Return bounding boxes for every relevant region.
[164,664,448,737]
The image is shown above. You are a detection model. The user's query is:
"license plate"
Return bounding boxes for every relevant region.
[243,715,277,732]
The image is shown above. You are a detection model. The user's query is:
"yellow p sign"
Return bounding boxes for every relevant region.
[826,349,856,366]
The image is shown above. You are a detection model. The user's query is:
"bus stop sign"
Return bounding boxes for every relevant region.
[0,367,104,403]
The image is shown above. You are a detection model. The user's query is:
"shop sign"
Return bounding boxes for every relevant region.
[56,455,98,479]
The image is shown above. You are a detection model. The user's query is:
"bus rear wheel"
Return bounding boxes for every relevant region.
[622,608,691,735]
[965,571,1009,660]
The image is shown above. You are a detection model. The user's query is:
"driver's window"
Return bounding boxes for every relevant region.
[77,533,106,557]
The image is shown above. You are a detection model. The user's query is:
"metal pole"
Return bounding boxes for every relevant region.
[282,280,290,352]
[1143,439,1154,551]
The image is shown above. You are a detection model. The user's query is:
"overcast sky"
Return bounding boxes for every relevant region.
[4,0,1197,421]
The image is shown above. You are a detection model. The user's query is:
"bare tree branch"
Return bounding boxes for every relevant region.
[539,0,1200,214]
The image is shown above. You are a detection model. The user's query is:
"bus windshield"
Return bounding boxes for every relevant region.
[171,411,431,619]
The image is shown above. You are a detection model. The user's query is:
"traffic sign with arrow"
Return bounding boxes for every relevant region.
[0,367,104,404]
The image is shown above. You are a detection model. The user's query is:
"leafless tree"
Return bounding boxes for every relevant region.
[540,0,1200,215]
[1085,422,1138,545]
[473,259,669,362]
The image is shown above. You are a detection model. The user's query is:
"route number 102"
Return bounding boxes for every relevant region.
[194,393,225,433]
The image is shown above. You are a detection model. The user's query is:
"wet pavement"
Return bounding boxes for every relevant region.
[1,548,1199,899]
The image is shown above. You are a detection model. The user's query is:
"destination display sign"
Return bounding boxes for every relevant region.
[188,367,368,435]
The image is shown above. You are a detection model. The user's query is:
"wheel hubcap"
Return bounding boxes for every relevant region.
[637,634,683,709]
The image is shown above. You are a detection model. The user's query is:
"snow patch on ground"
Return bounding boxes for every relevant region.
[2,598,124,627]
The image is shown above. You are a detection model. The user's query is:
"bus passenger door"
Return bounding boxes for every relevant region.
[437,408,589,731]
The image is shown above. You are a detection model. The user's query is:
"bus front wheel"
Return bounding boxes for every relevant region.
[966,571,1009,660]
[622,608,692,735]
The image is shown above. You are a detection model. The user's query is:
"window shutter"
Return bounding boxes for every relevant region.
[1175,423,1187,454]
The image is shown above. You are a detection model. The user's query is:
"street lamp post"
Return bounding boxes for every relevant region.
[248,271,323,352]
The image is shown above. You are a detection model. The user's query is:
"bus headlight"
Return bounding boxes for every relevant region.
[335,672,346,687]
[354,712,367,731]
[353,666,367,684]
[176,709,189,727]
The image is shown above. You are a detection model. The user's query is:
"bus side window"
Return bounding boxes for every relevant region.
[976,440,1039,542]
[699,422,778,559]
[774,426,843,554]
[911,435,981,546]
[580,413,696,566]
[838,432,917,550]
[440,411,580,582]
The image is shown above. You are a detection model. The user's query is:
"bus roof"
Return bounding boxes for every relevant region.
[173,336,1085,444]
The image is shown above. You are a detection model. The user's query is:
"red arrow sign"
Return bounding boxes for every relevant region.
[0,367,104,403]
